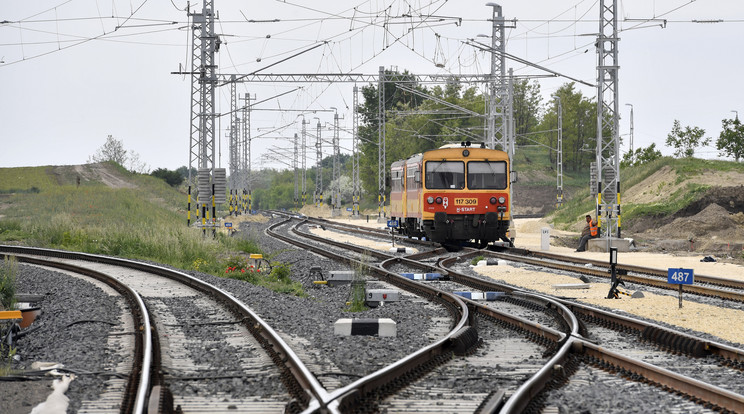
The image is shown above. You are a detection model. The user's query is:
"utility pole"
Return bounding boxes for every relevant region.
[596,0,621,238]
[554,95,564,207]
[378,66,387,218]
[352,85,361,217]
[626,103,634,162]
[486,3,507,151]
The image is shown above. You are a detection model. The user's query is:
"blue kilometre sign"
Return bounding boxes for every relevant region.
[387,220,399,228]
[667,268,694,285]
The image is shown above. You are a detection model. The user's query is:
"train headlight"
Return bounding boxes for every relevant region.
[498,196,506,204]
[435,197,443,204]
[489,197,497,204]
[427,196,434,204]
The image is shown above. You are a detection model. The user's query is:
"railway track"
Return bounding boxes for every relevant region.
[0,245,332,413]
[438,250,744,412]
[1,251,152,413]
[486,247,744,303]
[288,214,744,412]
[267,215,582,412]
[6,212,744,412]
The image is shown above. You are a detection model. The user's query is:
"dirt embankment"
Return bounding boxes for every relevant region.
[515,165,744,258]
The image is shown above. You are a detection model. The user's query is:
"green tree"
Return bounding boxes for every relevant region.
[513,79,542,145]
[356,69,428,199]
[665,120,709,158]
[621,143,662,168]
[717,117,744,162]
[89,134,128,166]
[536,83,596,171]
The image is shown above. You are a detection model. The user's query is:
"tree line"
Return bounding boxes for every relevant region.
[89,69,743,209]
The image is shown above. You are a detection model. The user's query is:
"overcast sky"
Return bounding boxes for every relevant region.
[1,0,743,173]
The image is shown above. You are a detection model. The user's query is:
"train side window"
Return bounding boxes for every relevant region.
[391,170,403,192]
[467,161,507,189]
[425,161,465,189]
[406,166,419,190]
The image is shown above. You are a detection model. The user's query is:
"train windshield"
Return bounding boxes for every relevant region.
[467,161,507,189]
[425,161,465,189]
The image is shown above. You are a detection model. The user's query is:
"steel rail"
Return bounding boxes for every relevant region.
[0,245,331,414]
[265,218,475,413]
[529,249,744,290]
[485,249,744,302]
[299,215,435,247]
[439,249,744,411]
[278,217,589,413]
[579,341,744,413]
[440,250,744,363]
[1,251,152,414]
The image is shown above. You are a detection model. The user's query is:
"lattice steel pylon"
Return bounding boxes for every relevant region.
[596,0,621,238]
[486,3,507,151]
[240,92,254,213]
[331,109,341,210]
[378,66,386,217]
[228,76,239,190]
[293,133,299,207]
[352,86,361,216]
[315,119,323,207]
[554,96,564,207]
[301,117,307,206]
[187,0,219,211]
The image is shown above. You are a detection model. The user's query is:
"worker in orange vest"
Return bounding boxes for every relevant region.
[576,214,599,252]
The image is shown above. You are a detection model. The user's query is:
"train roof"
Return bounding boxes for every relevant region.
[423,146,509,160]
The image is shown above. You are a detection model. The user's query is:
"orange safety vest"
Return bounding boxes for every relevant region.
[590,221,598,237]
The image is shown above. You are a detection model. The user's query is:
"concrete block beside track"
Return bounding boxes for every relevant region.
[400,272,442,281]
[454,291,504,301]
[334,318,397,336]
[365,289,400,307]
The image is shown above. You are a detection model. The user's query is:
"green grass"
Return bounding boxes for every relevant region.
[0,167,59,193]
[470,255,484,265]
[0,256,17,310]
[0,164,303,296]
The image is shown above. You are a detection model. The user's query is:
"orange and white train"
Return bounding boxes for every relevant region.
[389,143,513,246]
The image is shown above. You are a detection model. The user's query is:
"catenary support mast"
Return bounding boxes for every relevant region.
[187,0,219,227]
[596,0,621,238]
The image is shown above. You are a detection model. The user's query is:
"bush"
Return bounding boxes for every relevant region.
[151,168,184,187]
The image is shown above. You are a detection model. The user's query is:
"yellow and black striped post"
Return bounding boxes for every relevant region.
[201,200,207,237]
[211,183,217,238]
[187,186,192,226]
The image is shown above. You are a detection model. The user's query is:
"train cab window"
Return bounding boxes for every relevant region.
[467,161,507,189]
[425,161,465,189]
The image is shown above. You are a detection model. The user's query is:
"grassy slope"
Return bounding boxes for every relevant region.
[0,164,261,276]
